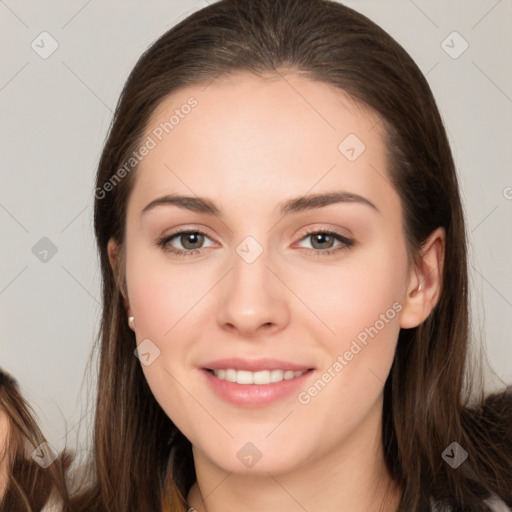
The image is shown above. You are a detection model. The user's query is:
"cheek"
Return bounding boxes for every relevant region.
[124,248,215,413]
[291,261,405,455]
[291,236,407,416]
[293,236,409,350]
[125,252,205,430]
[125,247,210,340]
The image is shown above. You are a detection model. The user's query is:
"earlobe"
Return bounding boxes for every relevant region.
[399,227,445,329]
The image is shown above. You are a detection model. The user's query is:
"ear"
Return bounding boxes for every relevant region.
[107,238,132,317]
[400,227,445,329]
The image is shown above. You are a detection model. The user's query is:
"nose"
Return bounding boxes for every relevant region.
[216,243,290,338]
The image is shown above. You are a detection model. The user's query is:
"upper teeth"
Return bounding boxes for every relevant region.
[213,369,305,385]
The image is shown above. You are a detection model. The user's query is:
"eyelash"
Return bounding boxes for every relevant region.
[155,228,355,258]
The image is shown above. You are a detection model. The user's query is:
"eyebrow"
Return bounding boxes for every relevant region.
[141,191,379,217]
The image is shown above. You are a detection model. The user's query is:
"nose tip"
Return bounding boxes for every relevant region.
[216,253,290,338]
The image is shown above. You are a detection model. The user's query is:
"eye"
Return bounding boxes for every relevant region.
[156,228,216,257]
[296,229,355,256]
[156,227,355,258]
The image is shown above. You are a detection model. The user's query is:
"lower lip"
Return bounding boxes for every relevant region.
[202,369,314,408]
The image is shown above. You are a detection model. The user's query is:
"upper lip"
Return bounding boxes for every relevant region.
[202,358,313,372]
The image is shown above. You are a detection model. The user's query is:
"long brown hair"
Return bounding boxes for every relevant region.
[68,0,512,510]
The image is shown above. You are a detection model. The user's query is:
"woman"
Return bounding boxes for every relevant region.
[0,368,72,511]
[2,0,511,510]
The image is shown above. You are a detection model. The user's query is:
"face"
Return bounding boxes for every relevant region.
[117,72,416,475]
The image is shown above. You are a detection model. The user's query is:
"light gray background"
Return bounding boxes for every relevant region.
[1,0,511,453]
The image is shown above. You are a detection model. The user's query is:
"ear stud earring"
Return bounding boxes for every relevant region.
[128,316,135,329]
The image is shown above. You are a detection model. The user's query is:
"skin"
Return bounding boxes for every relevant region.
[108,71,444,512]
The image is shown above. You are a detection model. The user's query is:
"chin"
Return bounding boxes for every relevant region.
[193,435,315,476]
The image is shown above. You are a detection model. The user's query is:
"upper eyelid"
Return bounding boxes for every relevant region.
[294,229,353,249]
[164,227,217,243]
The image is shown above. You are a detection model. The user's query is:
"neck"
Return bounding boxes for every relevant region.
[186,395,402,512]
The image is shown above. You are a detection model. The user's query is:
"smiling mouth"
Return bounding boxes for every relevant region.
[206,368,311,385]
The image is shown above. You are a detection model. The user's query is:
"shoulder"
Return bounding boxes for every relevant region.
[483,496,512,512]
[431,496,512,512]
[41,496,64,512]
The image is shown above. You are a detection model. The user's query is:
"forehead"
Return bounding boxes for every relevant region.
[146,71,381,149]
[130,71,397,218]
